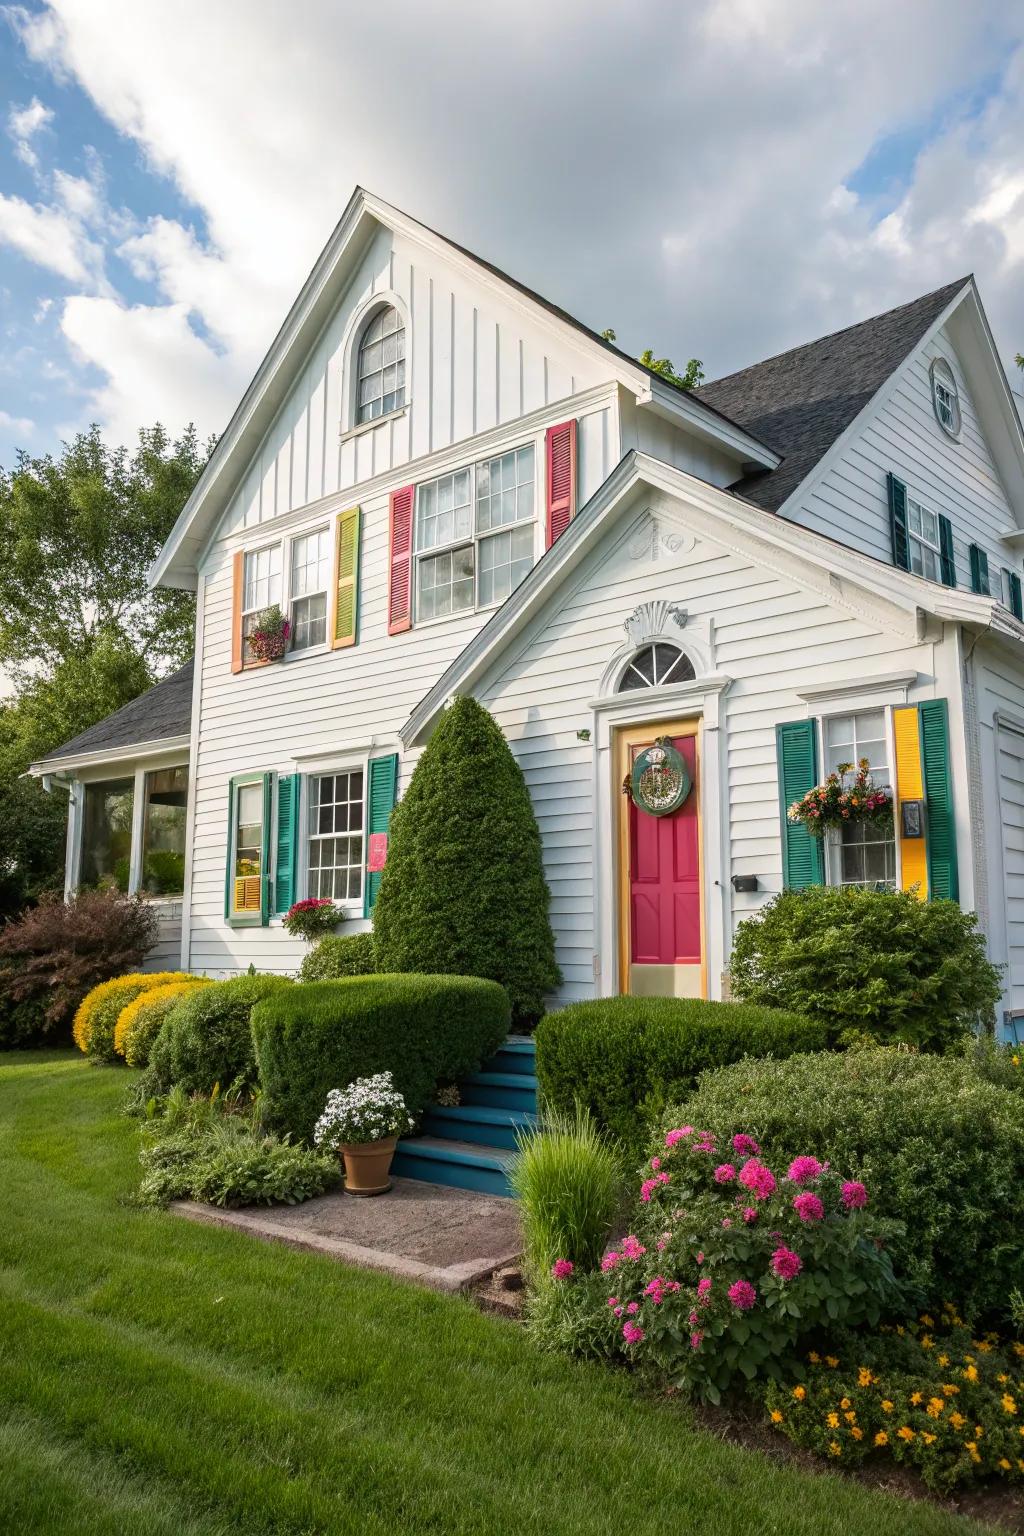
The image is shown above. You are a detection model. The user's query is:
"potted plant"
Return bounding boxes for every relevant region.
[787,758,893,839]
[246,604,290,663]
[283,898,339,942]
[313,1071,414,1196]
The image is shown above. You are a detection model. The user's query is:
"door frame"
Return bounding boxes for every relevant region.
[615,717,706,998]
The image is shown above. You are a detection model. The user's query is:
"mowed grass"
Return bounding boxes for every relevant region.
[0,1053,984,1536]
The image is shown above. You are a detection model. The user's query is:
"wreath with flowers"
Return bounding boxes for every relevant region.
[788,758,893,839]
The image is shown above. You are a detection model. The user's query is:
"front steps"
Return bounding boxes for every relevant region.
[392,1037,538,1197]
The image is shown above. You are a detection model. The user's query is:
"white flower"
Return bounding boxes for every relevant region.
[313,1071,414,1148]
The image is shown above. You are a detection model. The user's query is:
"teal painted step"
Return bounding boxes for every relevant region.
[391,1137,515,1198]
[485,1038,537,1076]
[460,1070,537,1114]
[422,1102,538,1151]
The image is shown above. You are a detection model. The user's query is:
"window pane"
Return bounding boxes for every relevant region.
[235,782,263,883]
[306,771,363,902]
[357,307,406,424]
[141,765,188,895]
[478,524,533,606]
[476,443,534,532]
[80,779,134,891]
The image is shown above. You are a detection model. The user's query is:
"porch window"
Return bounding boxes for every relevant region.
[141,766,188,895]
[414,445,535,620]
[617,643,695,692]
[822,711,896,889]
[288,526,330,650]
[307,770,364,902]
[80,779,134,891]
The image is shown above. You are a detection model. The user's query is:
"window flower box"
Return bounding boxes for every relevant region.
[787,758,893,839]
[247,604,290,663]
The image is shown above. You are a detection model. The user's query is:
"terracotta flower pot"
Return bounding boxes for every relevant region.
[341,1135,398,1196]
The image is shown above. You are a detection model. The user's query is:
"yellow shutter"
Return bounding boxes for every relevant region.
[233,875,262,913]
[893,706,927,899]
[330,506,361,649]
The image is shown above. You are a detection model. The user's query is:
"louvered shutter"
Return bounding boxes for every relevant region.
[388,486,414,634]
[887,473,910,572]
[331,506,361,648]
[274,773,301,915]
[776,721,824,890]
[364,753,399,916]
[1010,572,1023,621]
[224,773,274,924]
[231,550,244,673]
[919,699,958,901]
[969,544,990,596]
[938,516,956,588]
[545,420,577,548]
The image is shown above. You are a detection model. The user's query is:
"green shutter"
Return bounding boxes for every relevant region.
[938,515,956,587]
[1011,572,1023,621]
[224,772,274,926]
[275,773,301,915]
[364,753,399,916]
[969,544,990,595]
[776,721,824,890]
[919,700,958,902]
[887,473,910,571]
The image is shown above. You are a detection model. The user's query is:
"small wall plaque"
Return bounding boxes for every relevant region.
[367,833,389,872]
[731,874,758,893]
[900,800,925,839]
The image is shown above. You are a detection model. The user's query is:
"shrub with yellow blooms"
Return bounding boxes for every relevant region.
[73,972,196,1062]
[114,978,212,1068]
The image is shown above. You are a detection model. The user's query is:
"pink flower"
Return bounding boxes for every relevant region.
[732,1133,760,1156]
[650,1156,661,1171]
[714,1163,737,1184]
[693,1134,717,1155]
[640,1178,658,1203]
[551,1259,574,1279]
[613,1306,623,1316]
[738,1158,777,1200]
[721,1217,732,1229]
[771,1245,803,1281]
[696,1276,712,1303]
[644,1277,667,1304]
[665,1126,693,1148]
[622,1321,645,1345]
[626,1301,639,1315]
[690,1331,703,1350]
[696,1250,705,1264]
[792,1191,825,1224]
[727,1279,757,1312]
[621,1235,646,1261]
[741,1207,758,1224]
[601,1251,620,1272]
[656,1238,667,1251]
[841,1180,868,1210]
[688,1309,699,1324]
[787,1155,823,1186]
[606,1296,619,1308]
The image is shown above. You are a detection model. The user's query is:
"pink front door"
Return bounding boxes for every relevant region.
[628,734,701,993]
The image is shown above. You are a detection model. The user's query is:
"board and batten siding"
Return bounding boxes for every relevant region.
[475,503,944,1004]
[786,325,1020,596]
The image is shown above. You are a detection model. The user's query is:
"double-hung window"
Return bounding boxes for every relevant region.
[822,710,896,890]
[306,770,364,902]
[229,776,268,919]
[242,544,282,662]
[414,444,535,620]
[905,496,942,581]
[289,526,331,650]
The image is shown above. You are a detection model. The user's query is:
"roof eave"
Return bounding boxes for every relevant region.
[642,377,780,470]
[29,733,191,778]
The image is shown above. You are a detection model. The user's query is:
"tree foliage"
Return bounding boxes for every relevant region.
[600,329,705,390]
[372,695,560,1027]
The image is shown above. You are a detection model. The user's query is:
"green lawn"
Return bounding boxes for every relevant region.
[0,1052,985,1536]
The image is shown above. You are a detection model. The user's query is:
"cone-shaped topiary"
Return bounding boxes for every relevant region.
[373,695,560,1027]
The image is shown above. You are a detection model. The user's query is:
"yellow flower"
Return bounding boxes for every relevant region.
[1018,1459,1024,1473]
[792,1385,806,1401]
[1003,1394,1018,1415]
[920,1335,934,1350]
[828,1441,841,1457]
[1014,1055,1021,1067]
[825,1355,839,1368]
[998,1373,1010,1385]
[826,1412,840,1429]
[950,1412,967,1430]
[976,1340,993,1354]
[922,1432,936,1446]
[897,1426,915,1442]
[874,1430,889,1447]
[975,1425,984,1438]
[926,1398,944,1418]
[964,1365,979,1384]
[808,1351,820,1364]
[910,1392,923,1406]
[881,1400,894,1414]
[840,1398,851,1410]
[770,1409,784,1424]
[895,1325,905,1337]
[1000,1458,1012,1471]
[964,1353,975,1365]
[851,1426,863,1441]
[937,1354,949,1368]
[920,1313,935,1327]
[941,1384,959,1396]
[966,1443,981,1465]
[857,1367,874,1387]
[1015,1343,1024,1359]
[845,1411,857,1424]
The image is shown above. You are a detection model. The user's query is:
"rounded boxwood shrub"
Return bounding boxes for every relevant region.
[730,885,1001,1050]
[149,974,293,1095]
[297,932,376,982]
[114,978,212,1067]
[73,971,195,1062]
[252,973,510,1141]
[674,1046,1024,1324]
[372,695,560,1029]
[535,996,829,1154]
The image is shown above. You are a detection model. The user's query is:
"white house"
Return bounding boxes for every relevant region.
[31,187,1024,1039]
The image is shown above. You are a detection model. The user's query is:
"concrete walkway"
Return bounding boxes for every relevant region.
[173,1175,522,1293]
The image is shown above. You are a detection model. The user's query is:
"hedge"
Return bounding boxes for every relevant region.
[114,979,212,1068]
[73,971,194,1062]
[534,995,830,1153]
[675,1046,1024,1325]
[297,932,376,982]
[252,974,510,1141]
[149,974,293,1095]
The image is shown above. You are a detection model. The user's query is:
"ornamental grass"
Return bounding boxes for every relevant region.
[510,1106,621,1281]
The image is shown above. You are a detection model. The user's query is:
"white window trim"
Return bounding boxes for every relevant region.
[905,492,943,583]
[228,771,268,920]
[930,356,961,440]
[68,750,189,903]
[286,523,332,657]
[241,539,284,658]
[815,705,900,891]
[339,290,412,435]
[296,755,370,917]
[412,440,541,625]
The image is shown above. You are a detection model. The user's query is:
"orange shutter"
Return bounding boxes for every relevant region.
[231,551,244,673]
[388,485,414,634]
[545,420,577,548]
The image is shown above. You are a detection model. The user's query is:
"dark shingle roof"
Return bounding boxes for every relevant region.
[695,278,970,511]
[43,659,194,762]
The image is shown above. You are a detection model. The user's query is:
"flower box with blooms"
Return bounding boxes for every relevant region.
[788,758,893,839]
[585,1127,903,1404]
[313,1071,414,1196]
[246,603,290,663]
[283,898,340,943]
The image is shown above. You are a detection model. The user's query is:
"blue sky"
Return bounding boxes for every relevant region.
[1,0,1023,471]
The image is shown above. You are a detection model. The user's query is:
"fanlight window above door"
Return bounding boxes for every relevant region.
[617,642,695,692]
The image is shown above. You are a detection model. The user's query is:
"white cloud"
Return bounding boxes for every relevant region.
[6,94,53,168]
[0,407,33,435]
[0,192,103,285]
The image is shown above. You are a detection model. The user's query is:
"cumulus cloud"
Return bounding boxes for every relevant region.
[0,407,33,435]
[0,192,104,285]
[6,95,53,168]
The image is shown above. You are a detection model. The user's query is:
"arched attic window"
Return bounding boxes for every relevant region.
[356,305,406,423]
[617,642,695,692]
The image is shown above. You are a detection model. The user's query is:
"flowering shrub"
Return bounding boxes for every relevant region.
[313,1071,414,1150]
[73,971,195,1061]
[763,1310,1024,1491]
[283,898,340,943]
[787,758,892,838]
[589,1127,902,1403]
[246,604,289,663]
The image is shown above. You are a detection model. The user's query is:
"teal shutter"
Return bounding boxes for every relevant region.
[887,473,910,571]
[274,773,301,915]
[776,721,824,890]
[938,516,956,587]
[1011,572,1023,621]
[919,700,958,902]
[969,544,990,595]
[364,753,399,916]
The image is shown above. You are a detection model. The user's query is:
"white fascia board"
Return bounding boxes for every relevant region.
[642,377,780,470]
[946,289,1024,526]
[28,734,191,778]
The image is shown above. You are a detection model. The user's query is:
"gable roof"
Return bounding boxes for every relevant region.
[696,278,971,511]
[32,660,194,770]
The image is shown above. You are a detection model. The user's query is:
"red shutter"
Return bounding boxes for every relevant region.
[388,484,414,634]
[545,420,577,548]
